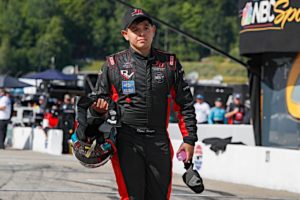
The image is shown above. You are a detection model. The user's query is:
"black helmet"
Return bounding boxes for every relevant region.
[71,95,118,168]
[71,129,114,168]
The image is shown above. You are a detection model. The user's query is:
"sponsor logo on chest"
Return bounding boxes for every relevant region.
[152,60,166,71]
[120,70,134,80]
[154,72,165,84]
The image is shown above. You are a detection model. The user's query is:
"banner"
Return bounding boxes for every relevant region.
[239,0,300,55]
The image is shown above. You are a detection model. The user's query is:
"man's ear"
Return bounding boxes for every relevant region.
[152,25,157,38]
[152,25,156,33]
[121,30,129,41]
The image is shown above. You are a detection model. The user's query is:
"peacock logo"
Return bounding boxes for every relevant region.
[241,2,253,26]
[286,54,300,121]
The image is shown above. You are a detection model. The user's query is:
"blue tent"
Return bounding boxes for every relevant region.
[23,69,77,81]
[0,75,31,88]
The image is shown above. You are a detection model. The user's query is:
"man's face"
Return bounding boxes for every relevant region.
[234,98,241,105]
[64,97,71,104]
[121,20,156,52]
[215,101,222,107]
[196,98,203,103]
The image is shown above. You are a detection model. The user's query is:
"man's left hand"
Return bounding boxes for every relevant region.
[177,143,194,163]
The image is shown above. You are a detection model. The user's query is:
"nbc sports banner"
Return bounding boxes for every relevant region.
[239,0,300,55]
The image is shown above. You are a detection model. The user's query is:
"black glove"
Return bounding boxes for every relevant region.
[75,95,119,142]
[182,162,205,193]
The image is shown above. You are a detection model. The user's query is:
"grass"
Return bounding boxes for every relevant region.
[81,56,248,84]
[82,60,105,72]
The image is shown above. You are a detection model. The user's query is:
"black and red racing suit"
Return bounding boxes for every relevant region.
[95,47,197,200]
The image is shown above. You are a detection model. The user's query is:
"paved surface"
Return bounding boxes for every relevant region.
[0,150,299,200]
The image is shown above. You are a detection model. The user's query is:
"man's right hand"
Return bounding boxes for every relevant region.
[90,98,108,114]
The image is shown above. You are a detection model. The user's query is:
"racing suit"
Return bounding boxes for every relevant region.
[95,47,197,200]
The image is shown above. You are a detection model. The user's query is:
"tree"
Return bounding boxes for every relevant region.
[0,0,240,75]
[33,16,71,70]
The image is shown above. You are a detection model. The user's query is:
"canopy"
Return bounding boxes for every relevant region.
[23,69,77,81]
[0,75,31,88]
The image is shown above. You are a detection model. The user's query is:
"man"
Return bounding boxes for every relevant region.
[0,89,11,149]
[208,98,227,124]
[225,93,246,124]
[194,94,210,124]
[59,94,75,153]
[90,8,197,200]
[35,95,47,126]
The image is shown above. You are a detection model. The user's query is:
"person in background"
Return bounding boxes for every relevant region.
[43,105,60,129]
[225,93,246,124]
[194,94,210,124]
[35,95,47,126]
[243,99,251,124]
[208,98,227,124]
[59,94,75,153]
[0,89,11,149]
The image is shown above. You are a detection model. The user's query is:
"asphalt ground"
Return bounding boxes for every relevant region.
[0,150,299,200]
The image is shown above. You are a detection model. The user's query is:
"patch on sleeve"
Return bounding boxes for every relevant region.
[168,55,176,70]
[109,56,115,65]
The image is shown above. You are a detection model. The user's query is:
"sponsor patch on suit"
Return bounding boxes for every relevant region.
[122,81,135,94]
[154,72,165,83]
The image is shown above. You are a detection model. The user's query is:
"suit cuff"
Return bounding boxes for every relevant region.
[183,135,198,146]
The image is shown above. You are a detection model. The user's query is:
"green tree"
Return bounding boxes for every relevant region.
[0,0,241,75]
[33,16,71,70]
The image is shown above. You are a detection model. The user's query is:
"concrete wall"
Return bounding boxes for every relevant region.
[11,124,300,193]
[170,124,300,194]
[168,123,255,146]
[12,127,32,150]
[12,127,63,155]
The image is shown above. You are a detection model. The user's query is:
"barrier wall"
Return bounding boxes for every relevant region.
[32,128,47,153]
[170,123,300,194]
[12,127,63,155]
[168,123,255,146]
[11,124,300,193]
[12,127,32,150]
[46,129,63,155]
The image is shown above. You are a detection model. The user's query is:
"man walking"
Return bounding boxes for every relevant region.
[90,8,198,200]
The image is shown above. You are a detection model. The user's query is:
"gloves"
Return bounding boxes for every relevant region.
[182,162,205,193]
[74,95,119,142]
